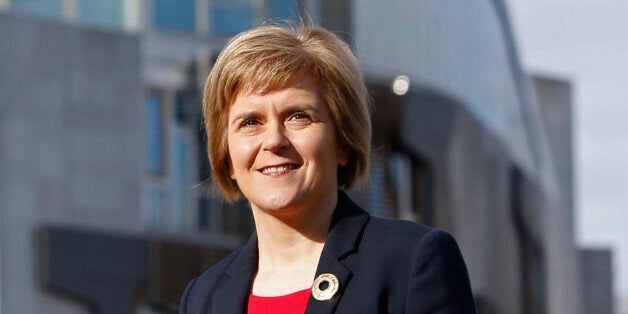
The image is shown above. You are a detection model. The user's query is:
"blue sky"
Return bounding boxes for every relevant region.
[508,0,628,298]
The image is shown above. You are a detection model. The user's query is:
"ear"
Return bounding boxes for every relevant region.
[227,158,236,180]
[229,163,236,180]
[338,148,349,166]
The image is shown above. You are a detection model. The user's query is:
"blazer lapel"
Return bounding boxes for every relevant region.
[208,192,370,314]
[305,191,370,314]
[211,234,258,314]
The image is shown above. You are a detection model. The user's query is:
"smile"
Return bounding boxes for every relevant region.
[260,164,300,175]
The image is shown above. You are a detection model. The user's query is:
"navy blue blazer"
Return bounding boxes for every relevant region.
[180,192,477,313]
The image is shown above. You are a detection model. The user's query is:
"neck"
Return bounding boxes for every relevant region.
[251,192,337,267]
[249,192,338,295]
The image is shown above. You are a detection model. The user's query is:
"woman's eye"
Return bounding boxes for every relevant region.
[289,112,310,122]
[241,119,260,128]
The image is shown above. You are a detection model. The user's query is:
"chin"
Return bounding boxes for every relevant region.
[250,189,308,213]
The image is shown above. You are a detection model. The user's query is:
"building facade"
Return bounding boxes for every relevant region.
[0,0,608,313]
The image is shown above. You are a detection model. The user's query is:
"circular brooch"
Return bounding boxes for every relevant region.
[311,273,339,301]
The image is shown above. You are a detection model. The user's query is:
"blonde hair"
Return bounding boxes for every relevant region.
[204,25,371,201]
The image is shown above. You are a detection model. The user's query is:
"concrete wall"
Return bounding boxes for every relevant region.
[533,75,584,313]
[0,13,142,313]
[580,248,614,314]
[533,76,574,231]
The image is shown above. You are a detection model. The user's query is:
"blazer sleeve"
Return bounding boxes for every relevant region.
[406,229,477,314]
[179,277,198,314]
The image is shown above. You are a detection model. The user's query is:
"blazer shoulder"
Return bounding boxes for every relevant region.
[363,219,475,312]
[193,246,243,286]
[179,247,244,312]
[362,218,465,261]
[366,216,435,240]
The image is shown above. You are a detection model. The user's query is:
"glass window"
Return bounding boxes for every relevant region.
[211,0,252,36]
[11,0,63,19]
[269,0,298,20]
[147,93,163,175]
[171,135,188,226]
[366,158,390,218]
[76,0,124,29]
[198,196,213,231]
[147,185,167,225]
[388,152,432,224]
[152,0,195,32]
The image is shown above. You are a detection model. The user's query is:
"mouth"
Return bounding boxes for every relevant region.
[259,164,301,175]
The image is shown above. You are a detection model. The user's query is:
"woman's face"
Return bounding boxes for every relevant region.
[227,75,347,214]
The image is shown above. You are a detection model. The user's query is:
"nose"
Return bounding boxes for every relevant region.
[261,122,290,152]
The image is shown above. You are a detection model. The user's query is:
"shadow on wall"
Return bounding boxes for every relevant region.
[37,226,233,314]
[474,294,499,314]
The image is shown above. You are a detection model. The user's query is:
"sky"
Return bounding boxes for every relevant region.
[507,0,628,297]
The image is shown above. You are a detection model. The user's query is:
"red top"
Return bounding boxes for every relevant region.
[247,289,311,314]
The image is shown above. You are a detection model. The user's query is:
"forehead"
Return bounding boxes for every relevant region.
[230,75,323,109]
[237,69,318,95]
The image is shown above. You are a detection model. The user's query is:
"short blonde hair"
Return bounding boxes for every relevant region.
[204,25,371,201]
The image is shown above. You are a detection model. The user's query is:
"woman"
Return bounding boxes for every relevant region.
[180,25,476,313]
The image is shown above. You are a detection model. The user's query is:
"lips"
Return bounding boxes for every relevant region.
[260,164,300,175]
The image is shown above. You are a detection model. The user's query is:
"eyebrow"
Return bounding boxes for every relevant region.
[229,103,321,125]
[282,103,321,115]
[230,111,258,125]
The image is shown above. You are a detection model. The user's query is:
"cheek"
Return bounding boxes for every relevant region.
[300,130,342,166]
[228,136,257,172]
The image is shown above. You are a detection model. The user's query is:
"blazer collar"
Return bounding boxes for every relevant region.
[212,234,258,314]
[305,190,370,314]
[211,191,370,314]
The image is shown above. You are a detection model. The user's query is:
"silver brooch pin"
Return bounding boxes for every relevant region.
[311,273,339,301]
